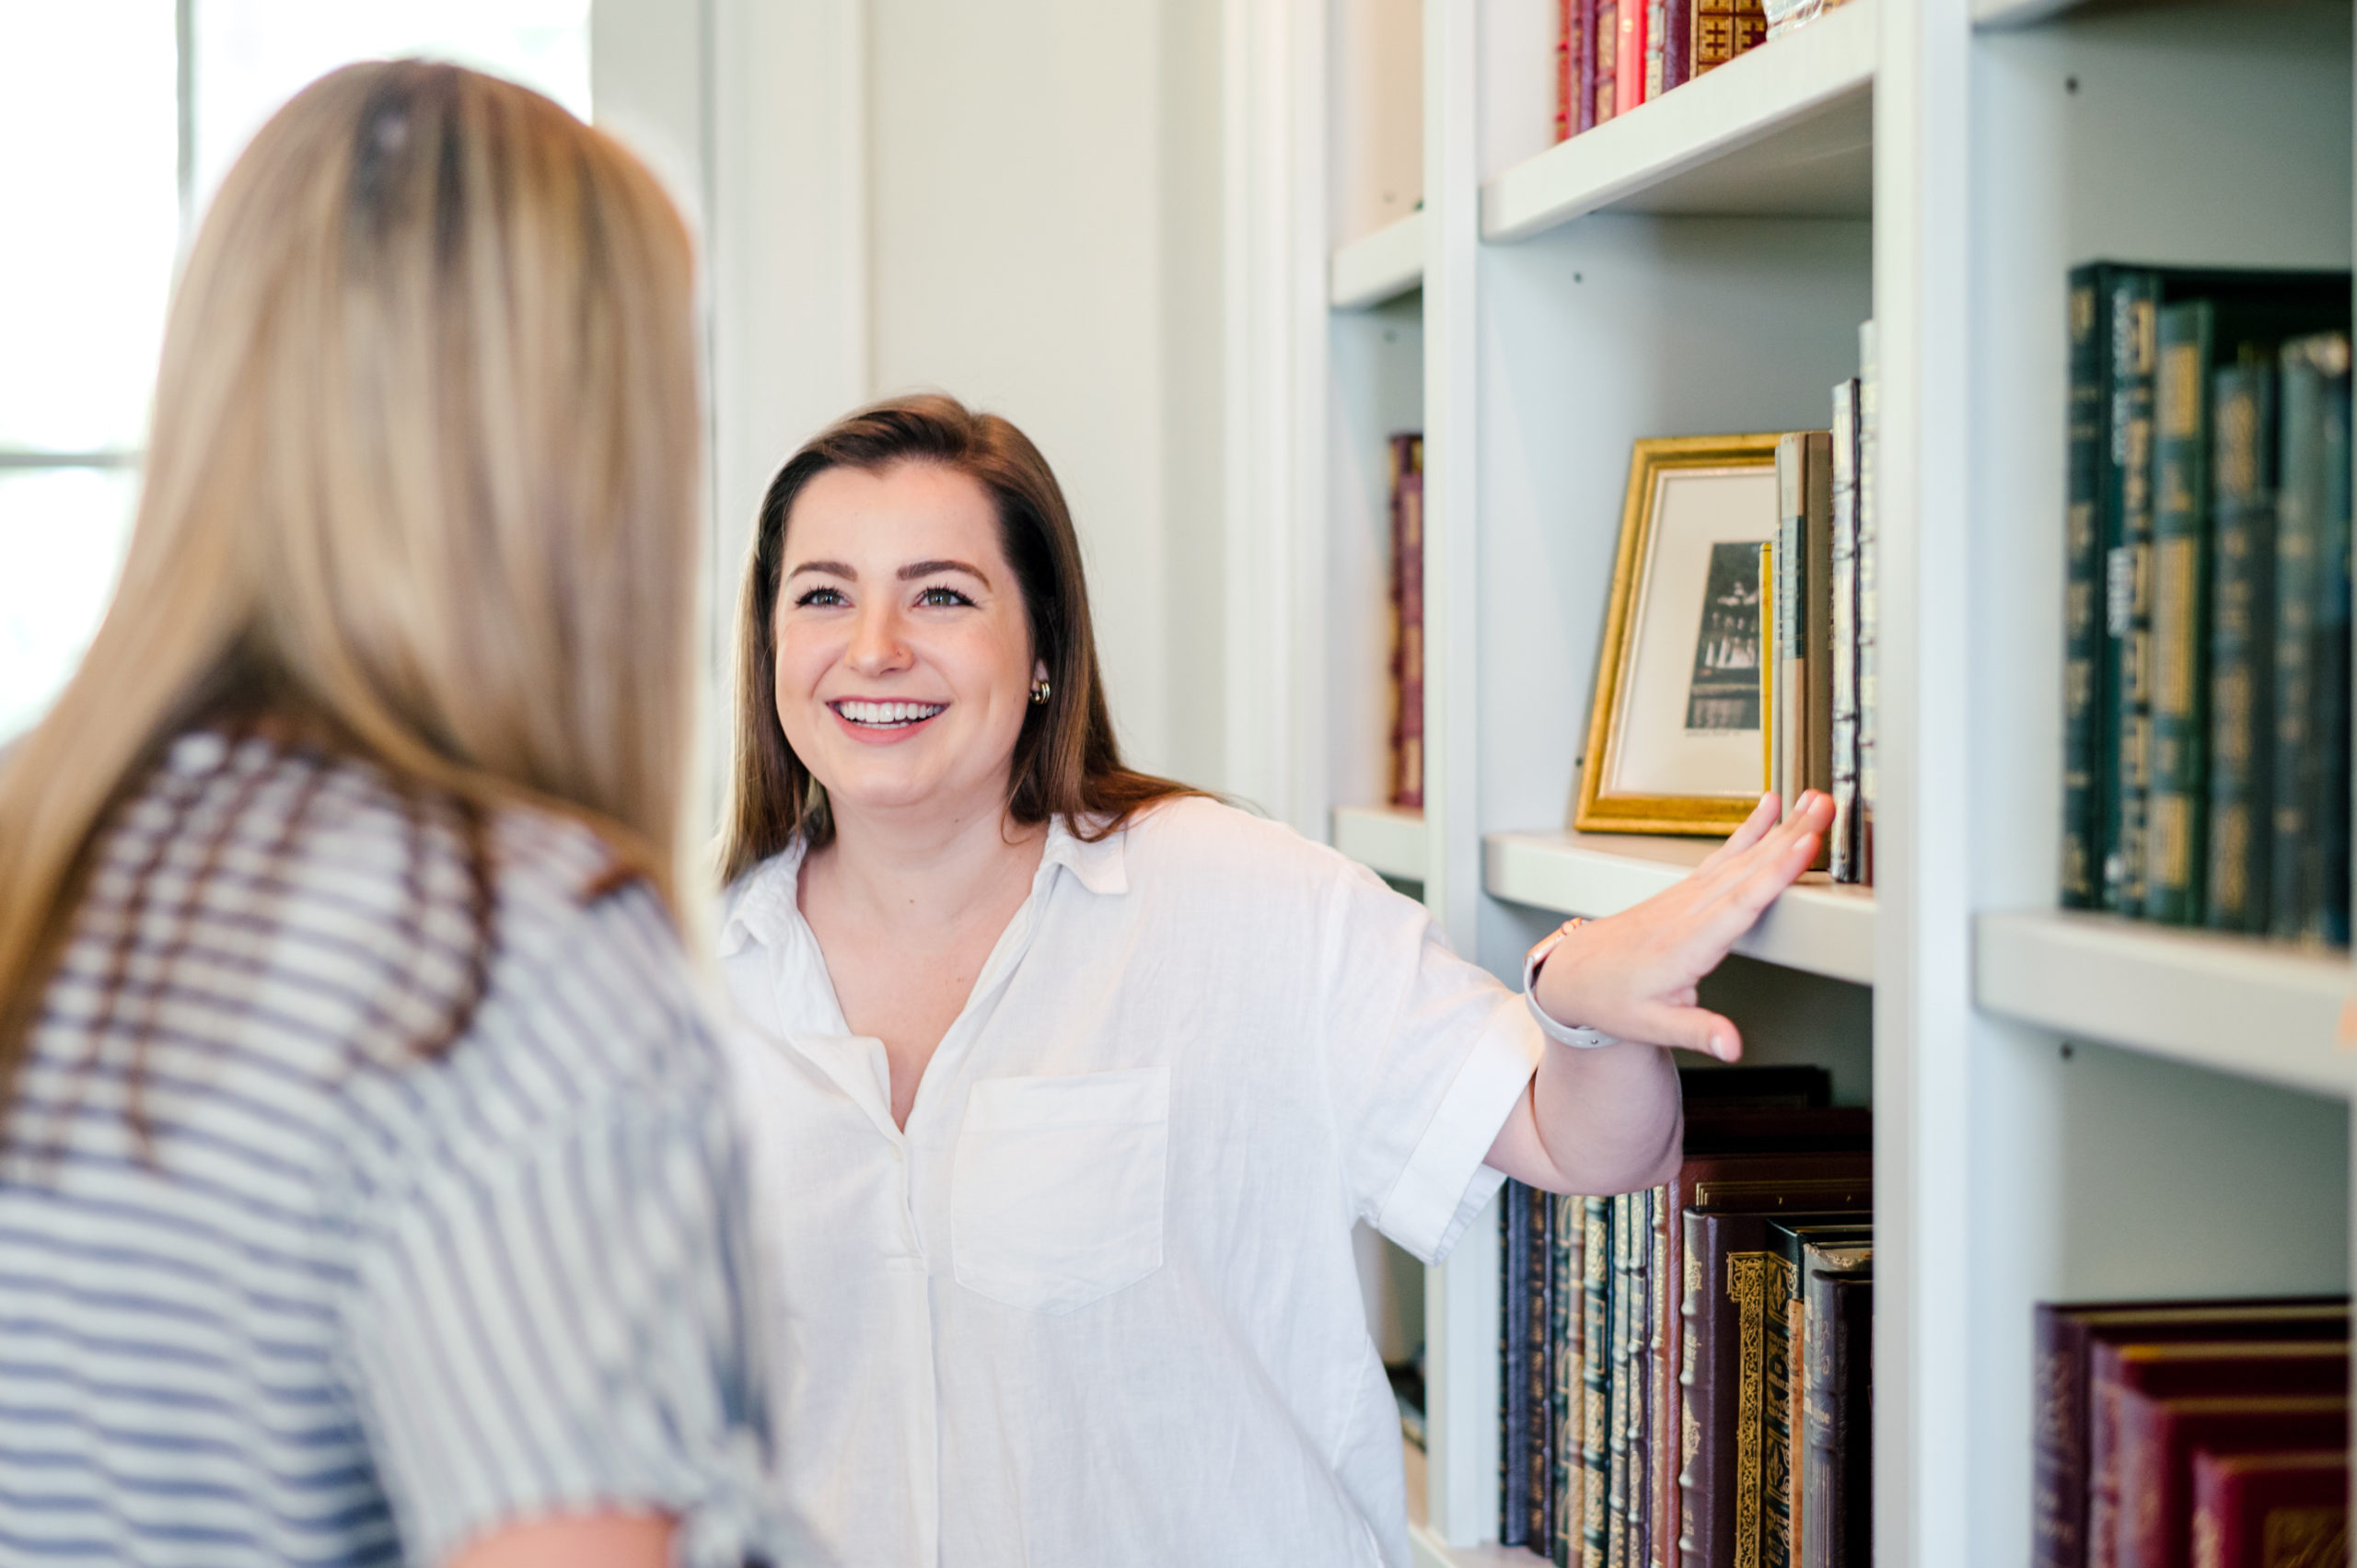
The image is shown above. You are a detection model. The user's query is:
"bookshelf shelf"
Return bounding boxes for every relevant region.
[1334,803,1429,882]
[1975,910,2357,1099]
[1479,0,1875,243]
[1333,212,1427,309]
[1486,830,1877,986]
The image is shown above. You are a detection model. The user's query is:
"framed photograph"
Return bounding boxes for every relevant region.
[1575,434,1783,836]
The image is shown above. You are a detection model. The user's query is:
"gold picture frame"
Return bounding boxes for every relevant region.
[1574,434,1784,836]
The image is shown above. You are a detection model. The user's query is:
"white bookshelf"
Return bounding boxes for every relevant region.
[1488,830,1877,985]
[1240,0,2356,1562]
[1335,803,1431,882]
[1333,212,1428,308]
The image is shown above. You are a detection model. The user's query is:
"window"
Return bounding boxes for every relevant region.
[0,0,588,744]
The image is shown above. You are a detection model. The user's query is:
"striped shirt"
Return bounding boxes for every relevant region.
[0,732,775,1565]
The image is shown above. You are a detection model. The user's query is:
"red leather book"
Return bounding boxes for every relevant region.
[2112,1394,2347,1568]
[2033,1300,2350,1568]
[1387,434,1424,809]
[2087,1343,2349,1568]
[1592,0,1620,122]
[1556,0,1579,142]
[2189,1448,2346,1568]
[1614,0,1646,117]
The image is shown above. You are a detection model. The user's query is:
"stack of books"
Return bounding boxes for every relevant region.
[1498,1066,1873,1568]
[2059,265,2352,942]
[1550,0,1857,142]
[2034,1297,2350,1568]
[1761,327,1878,885]
[1388,432,1425,812]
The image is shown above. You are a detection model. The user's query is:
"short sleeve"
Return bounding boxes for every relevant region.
[1318,863,1545,1265]
[338,1044,775,1567]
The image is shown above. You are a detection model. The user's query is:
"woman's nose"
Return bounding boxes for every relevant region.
[844,602,911,675]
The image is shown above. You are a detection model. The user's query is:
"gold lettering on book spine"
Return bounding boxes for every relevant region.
[1729,1255,1769,1568]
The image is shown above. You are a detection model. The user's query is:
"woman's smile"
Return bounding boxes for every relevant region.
[828,697,950,740]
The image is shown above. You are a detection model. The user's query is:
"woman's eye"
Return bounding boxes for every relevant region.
[918,586,973,608]
[795,586,848,608]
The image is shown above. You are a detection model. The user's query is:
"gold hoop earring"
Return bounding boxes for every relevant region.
[1029,678,1051,706]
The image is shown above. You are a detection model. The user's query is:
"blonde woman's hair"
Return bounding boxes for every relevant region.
[0,61,702,1120]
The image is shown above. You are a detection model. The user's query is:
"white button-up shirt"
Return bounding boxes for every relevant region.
[719,797,1543,1566]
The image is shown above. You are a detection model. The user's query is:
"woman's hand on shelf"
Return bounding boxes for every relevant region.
[1533,790,1832,1063]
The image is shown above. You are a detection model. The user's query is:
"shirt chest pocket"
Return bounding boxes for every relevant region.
[950,1067,1169,1315]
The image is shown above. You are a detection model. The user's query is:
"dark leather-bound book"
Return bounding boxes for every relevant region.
[1585,1197,1615,1565]
[1504,1182,1537,1545]
[1553,1193,1586,1566]
[2189,1448,2346,1568]
[2271,332,2352,943]
[1680,1208,1872,1568]
[2062,266,2110,907]
[2144,299,2216,923]
[1765,1223,1871,1568]
[2114,1394,2347,1568]
[1657,1149,1871,1568]
[1800,1264,1871,1568]
[2085,1342,2348,1568]
[2206,357,2280,933]
[1387,434,1424,809]
[2030,1299,2349,1568]
[1530,1184,1557,1549]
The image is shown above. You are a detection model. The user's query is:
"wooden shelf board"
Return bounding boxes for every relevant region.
[1480,0,1876,242]
[1331,212,1426,309]
[1484,830,1877,985]
[1334,803,1428,882]
[1974,910,2356,1099]
[1409,1523,1552,1568]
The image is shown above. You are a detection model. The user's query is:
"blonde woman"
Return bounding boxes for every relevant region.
[0,64,774,1568]
[717,395,1833,1564]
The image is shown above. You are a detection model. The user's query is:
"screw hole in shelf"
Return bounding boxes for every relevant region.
[2064,75,2079,94]
[2060,1042,2075,1062]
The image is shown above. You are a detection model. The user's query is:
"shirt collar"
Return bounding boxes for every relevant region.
[715,815,1129,958]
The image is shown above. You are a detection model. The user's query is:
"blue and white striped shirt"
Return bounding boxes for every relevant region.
[0,732,774,1565]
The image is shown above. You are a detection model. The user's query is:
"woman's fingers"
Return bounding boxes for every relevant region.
[1640,1004,1743,1061]
[1698,792,1780,873]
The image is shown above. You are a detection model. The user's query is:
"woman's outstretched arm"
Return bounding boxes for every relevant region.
[1483,790,1835,1195]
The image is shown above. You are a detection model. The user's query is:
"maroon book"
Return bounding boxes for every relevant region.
[2032,1300,2350,1568]
[1591,0,1620,122]
[1575,0,1599,133]
[2086,1343,2349,1568]
[2112,1393,2347,1568]
[2189,1448,2346,1568]
[1387,434,1423,809]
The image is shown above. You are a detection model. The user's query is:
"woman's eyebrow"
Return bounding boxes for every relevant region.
[785,559,855,580]
[898,559,990,587]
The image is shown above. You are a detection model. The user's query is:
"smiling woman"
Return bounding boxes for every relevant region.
[714,393,1831,1566]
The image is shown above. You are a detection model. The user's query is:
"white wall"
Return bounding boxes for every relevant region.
[865,0,1224,782]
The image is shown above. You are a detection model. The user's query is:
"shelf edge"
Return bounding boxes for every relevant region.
[1480,0,1876,242]
[1334,804,1430,883]
[1974,910,2357,1099]
[1331,212,1426,309]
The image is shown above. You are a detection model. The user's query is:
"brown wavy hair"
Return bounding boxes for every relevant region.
[718,394,1197,883]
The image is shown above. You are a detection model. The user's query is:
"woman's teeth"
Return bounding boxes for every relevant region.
[835,700,946,728]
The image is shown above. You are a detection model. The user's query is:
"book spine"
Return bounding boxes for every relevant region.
[2272,339,2328,940]
[2105,272,2161,912]
[1653,1182,1684,1568]
[2144,301,2215,923]
[1645,0,1668,99]
[2205,360,2278,933]
[1677,1211,1714,1568]
[1585,1199,1616,1565]
[2032,1306,2094,1568]
[1760,1254,1799,1568]
[1803,431,1836,812]
[1558,0,1577,143]
[1801,1274,1871,1568]
[1578,0,1601,133]
[1830,381,1862,882]
[1534,1185,1559,1548]
[1609,1192,1634,1568]
[1395,441,1425,810]
[2063,269,2108,908]
[1616,0,1646,116]
[1663,0,1694,87]
[1777,435,1810,818]
[1505,1183,1535,1544]
[1643,1187,1666,1568]
[2314,348,2351,946]
[1856,320,1878,882]
[1556,1195,1588,1567]
[1693,0,1739,72]
[1593,0,1620,122]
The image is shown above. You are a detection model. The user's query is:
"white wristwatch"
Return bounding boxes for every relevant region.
[1523,918,1620,1050]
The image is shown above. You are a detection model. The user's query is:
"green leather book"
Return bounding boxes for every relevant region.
[2062,268,2110,908]
[2205,358,2278,933]
[2143,301,2215,923]
[1554,1193,1586,1567]
[2271,332,2353,943]
[1585,1197,1614,1565]
[2105,270,2162,913]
